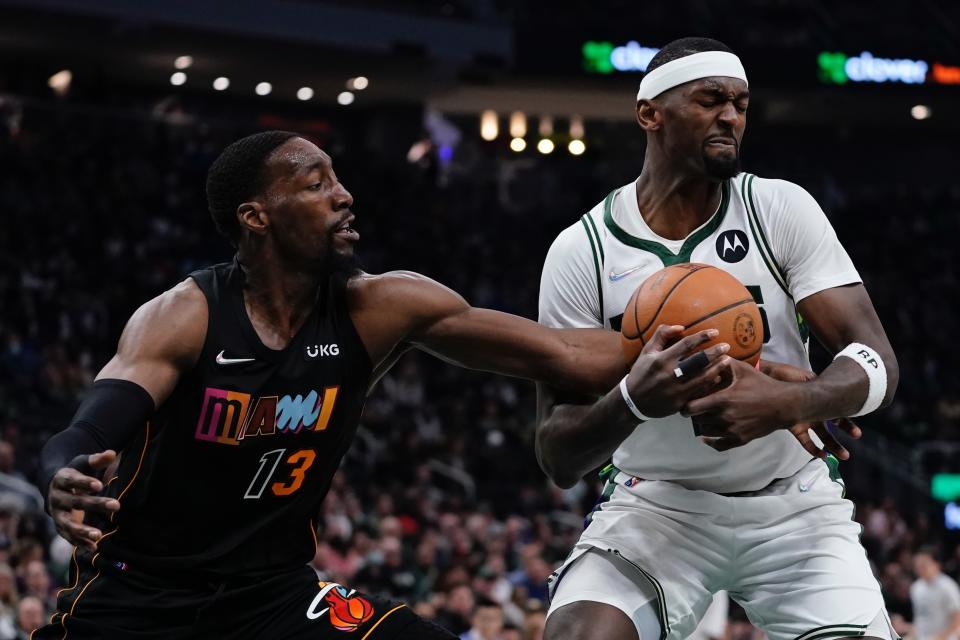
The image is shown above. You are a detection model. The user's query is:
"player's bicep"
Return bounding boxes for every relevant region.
[535,382,598,473]
[796,284,891,356]
[536,382,596,426]
[96,279,207,406]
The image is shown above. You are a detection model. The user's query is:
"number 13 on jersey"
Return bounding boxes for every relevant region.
[244,448,317,499]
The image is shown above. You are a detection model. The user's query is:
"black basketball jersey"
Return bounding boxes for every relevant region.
[98,259,372,579]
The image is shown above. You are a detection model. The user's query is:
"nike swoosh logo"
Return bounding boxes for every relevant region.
[609,265,646,282]
[216,350,256,365]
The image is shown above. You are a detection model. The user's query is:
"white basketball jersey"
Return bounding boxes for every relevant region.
[539,173,862,493]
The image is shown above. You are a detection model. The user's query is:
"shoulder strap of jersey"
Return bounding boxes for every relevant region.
[740,174,811,343]
[739,173,791,298]
[185,261,237,360]
[580,195,610,316]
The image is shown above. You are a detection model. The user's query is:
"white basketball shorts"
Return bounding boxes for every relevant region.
[546,458,897,640]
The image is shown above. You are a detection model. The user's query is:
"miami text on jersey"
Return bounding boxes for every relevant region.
[194,386,340,445]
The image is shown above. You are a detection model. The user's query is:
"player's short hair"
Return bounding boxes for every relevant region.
[646,37,735,74]
[206,130,300,246]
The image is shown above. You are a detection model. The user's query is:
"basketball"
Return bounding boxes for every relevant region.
[620,263,762,365]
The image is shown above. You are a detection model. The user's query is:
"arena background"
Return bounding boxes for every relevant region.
[1,1,959,637]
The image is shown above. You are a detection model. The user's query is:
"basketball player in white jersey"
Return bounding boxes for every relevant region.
[536,38,899,640]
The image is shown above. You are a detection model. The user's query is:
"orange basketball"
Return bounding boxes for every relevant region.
[620,263,762,366]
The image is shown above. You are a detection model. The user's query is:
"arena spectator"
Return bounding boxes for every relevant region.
[21,561,53,613]
[435,584,475,635]
[14,596,43,640]
[459,596,504,640]
[910,547,960,640]
[0,563,18,640]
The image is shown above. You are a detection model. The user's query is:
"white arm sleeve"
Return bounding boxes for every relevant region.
[753,178,861,302]
[538,221,603,329]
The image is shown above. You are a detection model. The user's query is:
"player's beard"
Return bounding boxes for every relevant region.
[321,232,362,288]
[330,250,361,284]
[702,148,740,179]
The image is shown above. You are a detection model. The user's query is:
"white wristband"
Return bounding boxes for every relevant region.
[619,375,652,422]
[834,343,887,417]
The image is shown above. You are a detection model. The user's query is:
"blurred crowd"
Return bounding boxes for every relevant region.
[1,97,959,639]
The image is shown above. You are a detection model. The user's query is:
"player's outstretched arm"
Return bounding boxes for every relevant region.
[536,326,729,488]
[349,271,628,395]
[685,283,898,451]
[40,279,206,548]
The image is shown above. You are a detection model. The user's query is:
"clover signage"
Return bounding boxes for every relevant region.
[819,50,960,86]
[582,41,660,74]
[581,40,960,87]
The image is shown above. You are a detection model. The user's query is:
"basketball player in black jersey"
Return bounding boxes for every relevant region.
[34,131,733,639]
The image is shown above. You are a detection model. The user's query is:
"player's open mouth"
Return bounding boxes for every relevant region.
[706,137,736,149]
[334,220,359,241]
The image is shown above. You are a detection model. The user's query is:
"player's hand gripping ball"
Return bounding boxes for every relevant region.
[621,263,762,365]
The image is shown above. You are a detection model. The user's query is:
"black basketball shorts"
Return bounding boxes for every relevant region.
[32,554,425,639]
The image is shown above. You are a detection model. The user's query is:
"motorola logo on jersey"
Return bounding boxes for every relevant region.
[306,343,339,360]
[716,230,749,263]
[194,385,340,445]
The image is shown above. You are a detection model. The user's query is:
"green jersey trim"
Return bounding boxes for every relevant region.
[580,215,604,323]
[793,624,867,640]
[610,549,671,640]
[741,173,790,297]
[602,180,731,266]
[823,453,847,499]
[741,173,812,343]
[584,212,604,263]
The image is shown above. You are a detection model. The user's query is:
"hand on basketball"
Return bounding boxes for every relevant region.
[682,358,797,450]
[682,359,864,455]
[625,324,731,419]
[760,360,862,460]
[48,450,121,550]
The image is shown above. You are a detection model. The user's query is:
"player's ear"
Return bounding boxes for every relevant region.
[636,99,661,132]
[237,202,269,237]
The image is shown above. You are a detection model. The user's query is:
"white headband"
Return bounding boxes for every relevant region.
[637,51,748,101]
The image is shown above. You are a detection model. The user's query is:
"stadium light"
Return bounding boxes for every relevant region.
[170,72,187,86]
[480,110,499,141]
[911,104,932,120]
[349,76,369,90]
[510,137,526,152]
[174,55,193,70]
[539,115,553,137]
[213,77,230,91]
[297,87,314,101]
[570,115,584,140]
[509,112,527,138]
[255,82,272,96]
[537,139,555,154]
[48,69,72,96]
[337,91,355,105]
[568,139,586,156]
